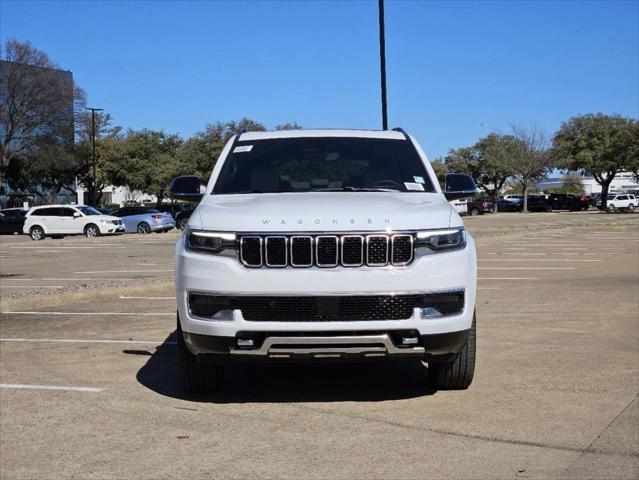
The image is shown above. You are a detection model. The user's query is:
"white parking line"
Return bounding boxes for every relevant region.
[479,259,601,262]
[0,338,175,345]
[477,277,540,280]
[1,311,174,316]
[0,383,104,393]
[41,278,94,281]
[119,295,175,300]
[482,252,621,256]
[1,285,64,288]
[74,270,174,274]
[478,267,575,270]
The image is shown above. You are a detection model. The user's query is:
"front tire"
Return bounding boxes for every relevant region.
[177,217,188,230]
[29,226,45,241]
[470,208,480,216]
[84,224,100,238]
[607,204,616,213]
[429,314,476,390]
[177,317,222,393]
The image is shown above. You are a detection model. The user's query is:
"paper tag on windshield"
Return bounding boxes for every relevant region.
[234,145,253,153]
[413,176,425,184]
[404,182,424,191]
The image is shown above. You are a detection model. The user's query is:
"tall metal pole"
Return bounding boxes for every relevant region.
[378,0,388,130]
[91,109,96,205]
[85,107,103,205]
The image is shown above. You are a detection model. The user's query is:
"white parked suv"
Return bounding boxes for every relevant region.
[23,205,125,240]
[171,129,477,392]
[597,194,637,212]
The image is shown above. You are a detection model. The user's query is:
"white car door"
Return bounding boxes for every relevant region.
[616,195,628,208]
[45,207,68,234]
[59,207,83,233]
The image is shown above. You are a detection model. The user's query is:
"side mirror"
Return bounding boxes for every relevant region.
[73,212,81,218]
[169,176,203,202]
[444,173,477,201]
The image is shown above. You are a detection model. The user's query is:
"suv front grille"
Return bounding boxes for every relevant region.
[239,233,414,268]
[188,291,464,322]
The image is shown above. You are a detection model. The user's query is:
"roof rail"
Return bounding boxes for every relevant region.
[391,127,410,141]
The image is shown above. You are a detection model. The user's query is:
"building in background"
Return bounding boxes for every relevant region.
[0,59,76,208]
[75,182,156,207]
[539,172,639,194]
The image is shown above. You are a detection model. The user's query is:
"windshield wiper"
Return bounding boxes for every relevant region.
[311,186,401,192]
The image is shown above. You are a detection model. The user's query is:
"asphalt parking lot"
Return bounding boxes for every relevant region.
[1,212,638,479]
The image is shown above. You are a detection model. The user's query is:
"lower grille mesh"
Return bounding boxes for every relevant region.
[188,291,464,322]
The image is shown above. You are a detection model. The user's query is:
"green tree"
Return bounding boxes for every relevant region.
[443,134,516,208]
[107,130,184,206]
[546,172,585,194]
[275,122,303,130]
[506,126,554,213]
[430,158,447,188]
[552,114,638,209]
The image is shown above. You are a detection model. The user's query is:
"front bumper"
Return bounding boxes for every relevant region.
[99,223,125,235]
[184,328,469,363]
[176,233,477,359]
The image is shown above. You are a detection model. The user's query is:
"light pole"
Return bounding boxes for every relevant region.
[85,107,103,206]
[378,0,388,130]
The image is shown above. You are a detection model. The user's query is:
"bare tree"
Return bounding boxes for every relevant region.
[507,125,555,213]
[0,39,85,192]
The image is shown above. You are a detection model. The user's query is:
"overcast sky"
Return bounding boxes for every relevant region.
[2,0,637,158]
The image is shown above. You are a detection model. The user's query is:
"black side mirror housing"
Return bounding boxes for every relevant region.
[444,173,477,201]
[169,176,203,202]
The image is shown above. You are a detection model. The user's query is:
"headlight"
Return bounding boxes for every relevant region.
[186,230,237,254]
[415,228,466,253]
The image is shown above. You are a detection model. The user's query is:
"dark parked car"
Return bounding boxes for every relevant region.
[96,207,114,215]
[466,199,493,216]
[577,195,590,210]
[0,208,28,234]
[156,203,186,220]
[524,195,552,212]
[175,206,196,230]
[546,193,583,211]
[497,196,522,212]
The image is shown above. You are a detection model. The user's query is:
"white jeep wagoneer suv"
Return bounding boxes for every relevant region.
[170,129,477,392]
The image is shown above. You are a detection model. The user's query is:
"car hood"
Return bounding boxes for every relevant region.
[192,192,458,232]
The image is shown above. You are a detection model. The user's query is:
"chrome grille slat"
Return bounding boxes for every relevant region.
[290,236,313,267]
[341,235,364,266]
[316,236,339,267]
[239,233,414,268]
[366,235,389,266]
[265,236,287,267]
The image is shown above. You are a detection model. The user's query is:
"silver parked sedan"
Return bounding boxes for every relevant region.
[111,206,175,234]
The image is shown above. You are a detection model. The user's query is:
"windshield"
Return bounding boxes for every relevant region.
[77,206,102,216]
[212,137,435,194]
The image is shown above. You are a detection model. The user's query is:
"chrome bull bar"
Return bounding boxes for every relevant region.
[230,334,425,359]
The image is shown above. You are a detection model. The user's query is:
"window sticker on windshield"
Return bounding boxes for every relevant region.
[234,145,253,153]
[413,176,425,184]
[404,182,424,191]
